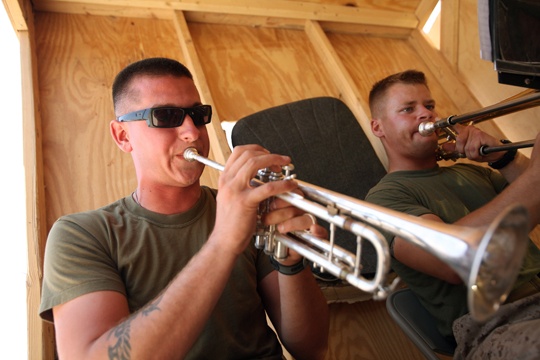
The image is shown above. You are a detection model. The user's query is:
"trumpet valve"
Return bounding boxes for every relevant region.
[282,164,295,179]
[263,225,277,255]
[254,233,267,249]
[274,241,288,260]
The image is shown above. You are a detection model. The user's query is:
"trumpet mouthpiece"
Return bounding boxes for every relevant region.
[183,147,199,162]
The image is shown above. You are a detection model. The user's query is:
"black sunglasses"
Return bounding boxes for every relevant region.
[117,105,212,128]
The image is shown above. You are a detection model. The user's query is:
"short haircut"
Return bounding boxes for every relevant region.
[368,69,428,118]
[112,57,193,114]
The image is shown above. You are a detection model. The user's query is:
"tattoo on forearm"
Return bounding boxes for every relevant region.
[108,318,132,360]
[107,295,164,360]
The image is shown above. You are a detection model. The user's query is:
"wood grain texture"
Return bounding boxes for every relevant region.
[174,10,228,186]
[415,0,441,29]
[20,11,57,360]
[329,32,463,117]
[326,299,429,360]
[189,22,340,121]
[305,20,389,169]
[440,0,459,71]
[33,0,420,28]
[34,13,185,226]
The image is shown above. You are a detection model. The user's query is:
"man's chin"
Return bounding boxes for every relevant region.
[172,164,203,185]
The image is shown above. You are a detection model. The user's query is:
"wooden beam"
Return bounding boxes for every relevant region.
[33,0,418,29]
[28,1,415,36]
[440,0,460,70]
[173,10,230,187]
[32,1,175,19]
[415,0,440,30]
[185,11,414,37]
[11,0,58,358]
[2,0,28,30]
[409,28,475,109]
[304,19,389,170]
[20,28,56,360]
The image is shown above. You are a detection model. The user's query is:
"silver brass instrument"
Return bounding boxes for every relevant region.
[184,147,529,321]
[418,89,540,160]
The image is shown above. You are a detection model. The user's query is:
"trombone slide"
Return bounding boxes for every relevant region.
[418,89,539,160]
[419,89,540,137]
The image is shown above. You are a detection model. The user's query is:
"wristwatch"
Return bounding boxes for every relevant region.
[488,140,517,170]
[270,257,306,275]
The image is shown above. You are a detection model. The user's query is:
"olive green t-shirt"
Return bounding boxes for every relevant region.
[365,164,540,338]
[39,186,282,359]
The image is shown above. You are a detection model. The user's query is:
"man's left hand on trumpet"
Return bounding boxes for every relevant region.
[216,144,327,265]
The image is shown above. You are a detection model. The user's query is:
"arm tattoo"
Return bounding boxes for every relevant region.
[107,295,164,360]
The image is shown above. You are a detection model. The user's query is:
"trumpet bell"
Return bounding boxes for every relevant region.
[469,204,529,321]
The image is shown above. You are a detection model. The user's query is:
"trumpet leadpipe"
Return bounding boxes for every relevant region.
[184,148,384,242]
[184,148,225,171]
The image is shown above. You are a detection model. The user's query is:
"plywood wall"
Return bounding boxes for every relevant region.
[35,14,183,224]
[33,11,495,232]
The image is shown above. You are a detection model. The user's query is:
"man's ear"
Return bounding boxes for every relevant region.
[110,120,133,153]
[371,118,384,138]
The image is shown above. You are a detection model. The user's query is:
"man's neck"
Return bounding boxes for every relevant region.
[386,156,437,173]
[134,183,203,215]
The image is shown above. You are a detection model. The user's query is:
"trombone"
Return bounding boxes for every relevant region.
[418,89,540,160]
[184,147,529,322]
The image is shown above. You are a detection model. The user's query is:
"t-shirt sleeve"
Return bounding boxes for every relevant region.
[366,182,435,218]
[365,180,436,252]
[39,216,126,323]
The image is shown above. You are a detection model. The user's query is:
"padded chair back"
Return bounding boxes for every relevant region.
[231,97,386,274]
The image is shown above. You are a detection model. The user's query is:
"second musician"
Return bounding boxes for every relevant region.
[366,69,540,359]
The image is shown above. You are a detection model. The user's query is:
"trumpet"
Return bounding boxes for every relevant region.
[418,89,540,160]
[184,147,529,321]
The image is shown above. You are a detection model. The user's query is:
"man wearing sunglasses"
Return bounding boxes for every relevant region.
[39,57,329,359]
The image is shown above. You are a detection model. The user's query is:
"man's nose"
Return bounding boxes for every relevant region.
[176,115,200,142]
[418,106,435,120]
